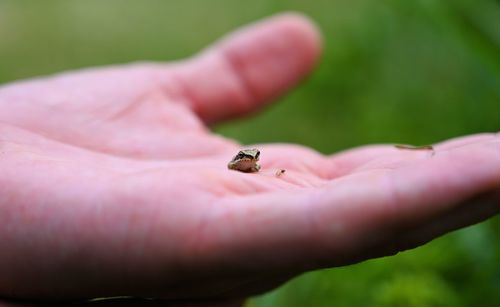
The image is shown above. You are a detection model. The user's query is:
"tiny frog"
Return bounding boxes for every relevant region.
[227,149,261,173]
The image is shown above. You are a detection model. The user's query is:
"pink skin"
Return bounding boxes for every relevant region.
[0,13,499,307]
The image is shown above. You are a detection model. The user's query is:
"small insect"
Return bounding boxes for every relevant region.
[395,144,434,150]
[395,144,435,155]
[227,149,261,173]
[275,169,286,177]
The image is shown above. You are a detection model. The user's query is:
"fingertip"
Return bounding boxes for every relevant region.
[175,12,323,124]
[229,11,323,63]
[218,11,323,103]
[264,11,323,64]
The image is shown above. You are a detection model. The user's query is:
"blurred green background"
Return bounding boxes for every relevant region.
[1,0,499,306]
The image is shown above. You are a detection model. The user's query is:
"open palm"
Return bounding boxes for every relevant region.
[0,14,498,306]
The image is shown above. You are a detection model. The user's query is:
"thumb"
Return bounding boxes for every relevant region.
[172,12,322,124]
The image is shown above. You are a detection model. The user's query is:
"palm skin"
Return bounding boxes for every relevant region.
[0,13,499,306]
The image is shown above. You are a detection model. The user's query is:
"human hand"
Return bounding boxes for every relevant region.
[0,13,499,306]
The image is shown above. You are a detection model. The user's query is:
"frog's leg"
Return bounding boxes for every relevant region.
[251,164,261,172]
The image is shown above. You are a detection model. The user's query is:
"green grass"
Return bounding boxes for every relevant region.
[1,0,499,306]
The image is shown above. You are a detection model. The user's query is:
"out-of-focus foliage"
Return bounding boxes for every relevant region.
[0,0,498,306]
